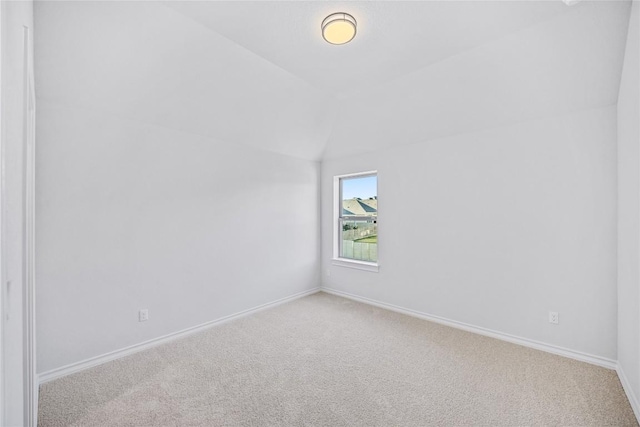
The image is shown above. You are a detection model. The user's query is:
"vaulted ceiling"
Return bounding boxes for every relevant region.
[35,1,632,161]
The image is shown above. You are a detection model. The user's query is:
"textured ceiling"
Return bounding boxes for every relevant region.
[35,1,632,161]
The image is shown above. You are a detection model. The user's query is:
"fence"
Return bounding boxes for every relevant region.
[342,240,377,262]
[341,222,376,241]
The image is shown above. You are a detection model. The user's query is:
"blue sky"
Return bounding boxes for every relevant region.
[343,175,377,200]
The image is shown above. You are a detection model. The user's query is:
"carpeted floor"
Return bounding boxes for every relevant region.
[38,292,638,426]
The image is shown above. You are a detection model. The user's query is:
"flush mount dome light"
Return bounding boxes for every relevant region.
[322,12,357,45]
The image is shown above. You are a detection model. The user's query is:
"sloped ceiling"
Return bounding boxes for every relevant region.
[35,1,631,161]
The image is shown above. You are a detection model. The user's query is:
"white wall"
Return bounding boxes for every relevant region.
[322,106,618,361]
[36,101,320,373]
[618,0,640,414]
[1,1,33,425]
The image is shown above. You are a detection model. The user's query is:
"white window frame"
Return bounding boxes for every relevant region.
[332,171,379,273]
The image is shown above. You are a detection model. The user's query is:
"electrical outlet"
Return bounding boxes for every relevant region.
[549,311,559,324]
[139,309,149,322]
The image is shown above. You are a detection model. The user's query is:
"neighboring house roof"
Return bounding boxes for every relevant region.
[342,198,377,216]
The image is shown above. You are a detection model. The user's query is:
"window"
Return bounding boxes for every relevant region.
[333,171,378,271]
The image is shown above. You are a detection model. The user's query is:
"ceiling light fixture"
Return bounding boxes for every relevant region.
[322,12,357,45]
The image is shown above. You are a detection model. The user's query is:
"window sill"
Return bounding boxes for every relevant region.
[331,258,379,273]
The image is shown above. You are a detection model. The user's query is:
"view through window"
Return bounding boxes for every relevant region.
[339,173,377,263]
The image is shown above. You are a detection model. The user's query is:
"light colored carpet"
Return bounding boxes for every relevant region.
[38,292,637,426]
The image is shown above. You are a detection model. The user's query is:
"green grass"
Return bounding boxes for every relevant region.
[355,236,377,244]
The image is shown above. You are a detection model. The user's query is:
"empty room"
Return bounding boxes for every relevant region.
[1,0,639,425]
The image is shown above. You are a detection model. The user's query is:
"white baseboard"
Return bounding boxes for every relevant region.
[617,363,640,423]
[39,287,321,384]
[321,287,617,370]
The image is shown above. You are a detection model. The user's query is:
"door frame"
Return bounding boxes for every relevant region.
[0,1,5,421]
[22,23,37,427]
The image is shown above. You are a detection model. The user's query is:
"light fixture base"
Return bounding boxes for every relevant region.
[322,12,357,45]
